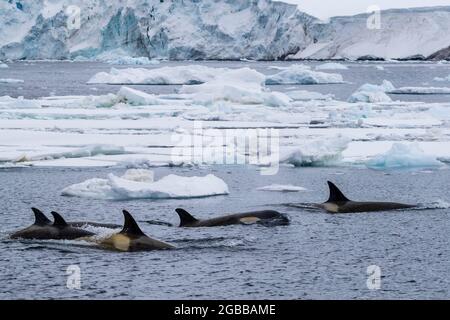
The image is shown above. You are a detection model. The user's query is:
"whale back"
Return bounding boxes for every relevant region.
[50,211,95,239]
[101,210,174,251]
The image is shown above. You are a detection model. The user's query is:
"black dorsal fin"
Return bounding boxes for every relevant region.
[121,210,145,236]
[175,208,198,227]
[327,181,350,202]
[31,207,51,226]
[51,211,69,227]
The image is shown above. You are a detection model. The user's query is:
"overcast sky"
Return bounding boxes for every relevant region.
[282,0,450,19]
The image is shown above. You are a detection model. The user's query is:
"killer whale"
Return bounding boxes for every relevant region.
[175,208,289,227]
[93,210,174,252]
[317,181,416,213]
[10,208,95,240]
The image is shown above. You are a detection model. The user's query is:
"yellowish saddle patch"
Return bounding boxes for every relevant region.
[104,234,131,252]
[239,217,261,225]
[323,203,339,213]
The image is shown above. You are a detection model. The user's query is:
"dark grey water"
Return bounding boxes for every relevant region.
[2,60,450,103]
[0,166,449,299]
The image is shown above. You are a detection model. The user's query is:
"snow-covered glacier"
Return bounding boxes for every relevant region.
[0,0,316,60]
[2,1,450,61]
[295,6,450,60]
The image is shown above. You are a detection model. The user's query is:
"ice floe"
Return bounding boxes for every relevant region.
[0,96,42,109]
[348,80,395,103]
[366,143,444,169]
[61,169,229,200]
[88,65,226,85]
[117,86,161,106]
[280,137,350,167]
[13,144,126,163]
[265,64,344,85]
[0,78,24,84]
[0,62,8,68]
[434,75,450,82]
[315,62,348,70]
[179,67,291,107]
[256,184,307,192]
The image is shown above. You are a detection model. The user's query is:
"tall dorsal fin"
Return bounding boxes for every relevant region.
[175,208,198,227]
[31,207,51,226]
[121,210,145,236]
[326,181,350,202]
[51,211,68,227]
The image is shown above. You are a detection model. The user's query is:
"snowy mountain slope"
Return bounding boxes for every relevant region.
[298,6,450,60]
[0,0,317,60]
[1,1,450,61]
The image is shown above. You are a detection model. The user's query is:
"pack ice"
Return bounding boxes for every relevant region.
[61,169,229,200]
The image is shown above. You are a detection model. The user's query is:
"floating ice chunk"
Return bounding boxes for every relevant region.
[88,65,226,85]
[388,87,450,94]
[286,90,334,101]
[265,64,344,85]
[434,75,450,82]
[117,87,160,106]
[256,184,307,192]
[315,62,348,70]
[348,91,392,103]
[358,80,395,93]
[366,143,443,169]
[0,78,24,84]
[180,67,291,107]
[375,66,385,70]
[61,169,229,200]
[0,96,41,109]
[0,62,8,68]
[280,137,350,167]
[348,80,395,103]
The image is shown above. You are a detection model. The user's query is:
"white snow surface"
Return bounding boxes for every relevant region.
[299,7,450,60]
[61,169,229,200]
